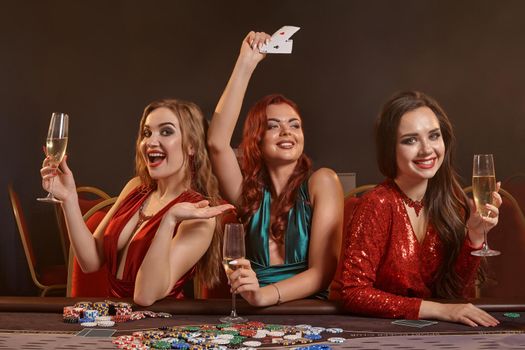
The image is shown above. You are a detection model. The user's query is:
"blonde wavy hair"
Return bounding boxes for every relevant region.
[134,98,223,288]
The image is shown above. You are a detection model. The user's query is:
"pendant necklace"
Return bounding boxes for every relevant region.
[394,182,424,217]
[132,201,154,234]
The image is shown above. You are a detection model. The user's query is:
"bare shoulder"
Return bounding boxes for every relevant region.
[308,168,343,205]
[308,168,341,191]
[114,177,142,203]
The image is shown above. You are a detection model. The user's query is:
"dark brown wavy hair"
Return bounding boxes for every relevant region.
[375,91,472,298]
[238,94,312,243]
[134,99,223,287]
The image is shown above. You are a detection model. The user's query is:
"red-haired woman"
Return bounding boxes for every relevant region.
[335,91,501,327]
[208,31,344,306]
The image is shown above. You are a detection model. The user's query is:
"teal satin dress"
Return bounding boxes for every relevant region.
[245,181,327,299]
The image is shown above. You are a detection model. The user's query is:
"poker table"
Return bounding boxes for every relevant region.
[0,296,524,349]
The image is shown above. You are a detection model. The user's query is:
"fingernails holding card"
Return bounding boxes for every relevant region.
[259,25,300,54]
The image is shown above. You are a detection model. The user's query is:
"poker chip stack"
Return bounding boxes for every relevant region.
[93,301,110,317]
[62,306,82,323]
[108,322,346,350]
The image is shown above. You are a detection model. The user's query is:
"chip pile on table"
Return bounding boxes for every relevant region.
[111,322,346,349]
[62,300,171,327]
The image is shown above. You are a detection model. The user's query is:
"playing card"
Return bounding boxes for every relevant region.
[81,328,116,337]
[75,328,90,336]
[391,319,438,328]
[259,26,300,54]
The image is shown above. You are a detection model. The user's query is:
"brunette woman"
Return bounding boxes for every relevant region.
[337,91,501,327]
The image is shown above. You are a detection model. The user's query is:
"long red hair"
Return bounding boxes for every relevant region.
[238,94,312,243]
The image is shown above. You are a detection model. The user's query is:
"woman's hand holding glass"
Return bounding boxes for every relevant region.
[37,112,69,203]
[40,155,78,204]
[467,183,502,248]
[228,258,265,306]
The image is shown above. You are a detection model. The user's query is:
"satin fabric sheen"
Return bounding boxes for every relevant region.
[103,186,203,298]
[245,182,328,299]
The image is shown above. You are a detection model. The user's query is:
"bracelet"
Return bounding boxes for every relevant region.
[271,283,282,305]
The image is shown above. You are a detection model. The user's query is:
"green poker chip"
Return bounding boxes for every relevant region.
[504,312,521,318]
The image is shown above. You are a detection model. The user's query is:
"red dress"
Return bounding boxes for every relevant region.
[103,186,204,298]
[338,180,480,319]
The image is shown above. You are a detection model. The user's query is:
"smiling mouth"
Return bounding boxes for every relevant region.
[277,141,295,149]
[147,152,166,167]
[413,158,436,169]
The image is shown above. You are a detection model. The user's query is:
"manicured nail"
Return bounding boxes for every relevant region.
[229,260,238,265]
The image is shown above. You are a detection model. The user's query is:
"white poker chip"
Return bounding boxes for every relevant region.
[252,330,267,338]
[187,332,201,338]
[238,348,257,350]
[188,337,206,344]
[295,324,312,330]
[326,327,344,333]
[242,340,262,347]
[284,334,301,340]
[95,316,112,322]
[310,327,325,333]
[97,320,115,327]
[80,321,97,327]
[217,333,234,340]
[268,331,285,337]
[328,337,346,343]
[211,338,231,345]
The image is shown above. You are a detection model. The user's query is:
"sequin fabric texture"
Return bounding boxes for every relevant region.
[339,180,480,319]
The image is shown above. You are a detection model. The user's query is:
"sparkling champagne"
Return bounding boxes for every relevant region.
[46,137,68,165]
[222,257,240,276]
[472,175,496,217]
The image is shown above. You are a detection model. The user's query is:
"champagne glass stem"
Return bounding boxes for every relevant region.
[481,219,489,252]
[49,172,55,199]
[231,292,238,317]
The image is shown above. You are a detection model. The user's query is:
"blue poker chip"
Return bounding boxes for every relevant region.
[303,333,322,340]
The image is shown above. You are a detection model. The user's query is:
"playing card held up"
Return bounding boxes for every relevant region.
[259,25,300,54]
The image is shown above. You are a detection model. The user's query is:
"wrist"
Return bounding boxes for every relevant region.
[467,231,484,249]
[419,300,441,319]
[236,56,258,73]
[270,283,282,306]
[61,192,78,206]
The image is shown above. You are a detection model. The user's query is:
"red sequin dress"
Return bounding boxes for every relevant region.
[338,180,480,319]
[103,186,203,298]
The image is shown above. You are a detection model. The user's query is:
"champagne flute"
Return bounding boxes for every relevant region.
[220,223,248,323]
[37,112,69,203]
[471,154,500,256]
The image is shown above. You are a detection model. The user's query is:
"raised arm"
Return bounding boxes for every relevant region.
[230,168,344,306]
[134,201,234,306]
[207,31,270,205]
[40,156,138,273]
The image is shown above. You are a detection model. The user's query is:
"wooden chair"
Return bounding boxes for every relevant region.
[8,185,67,296]
[329,184,376,300]
[55,186,111,265]
[66,197,116,297]
[464,186,525,298]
